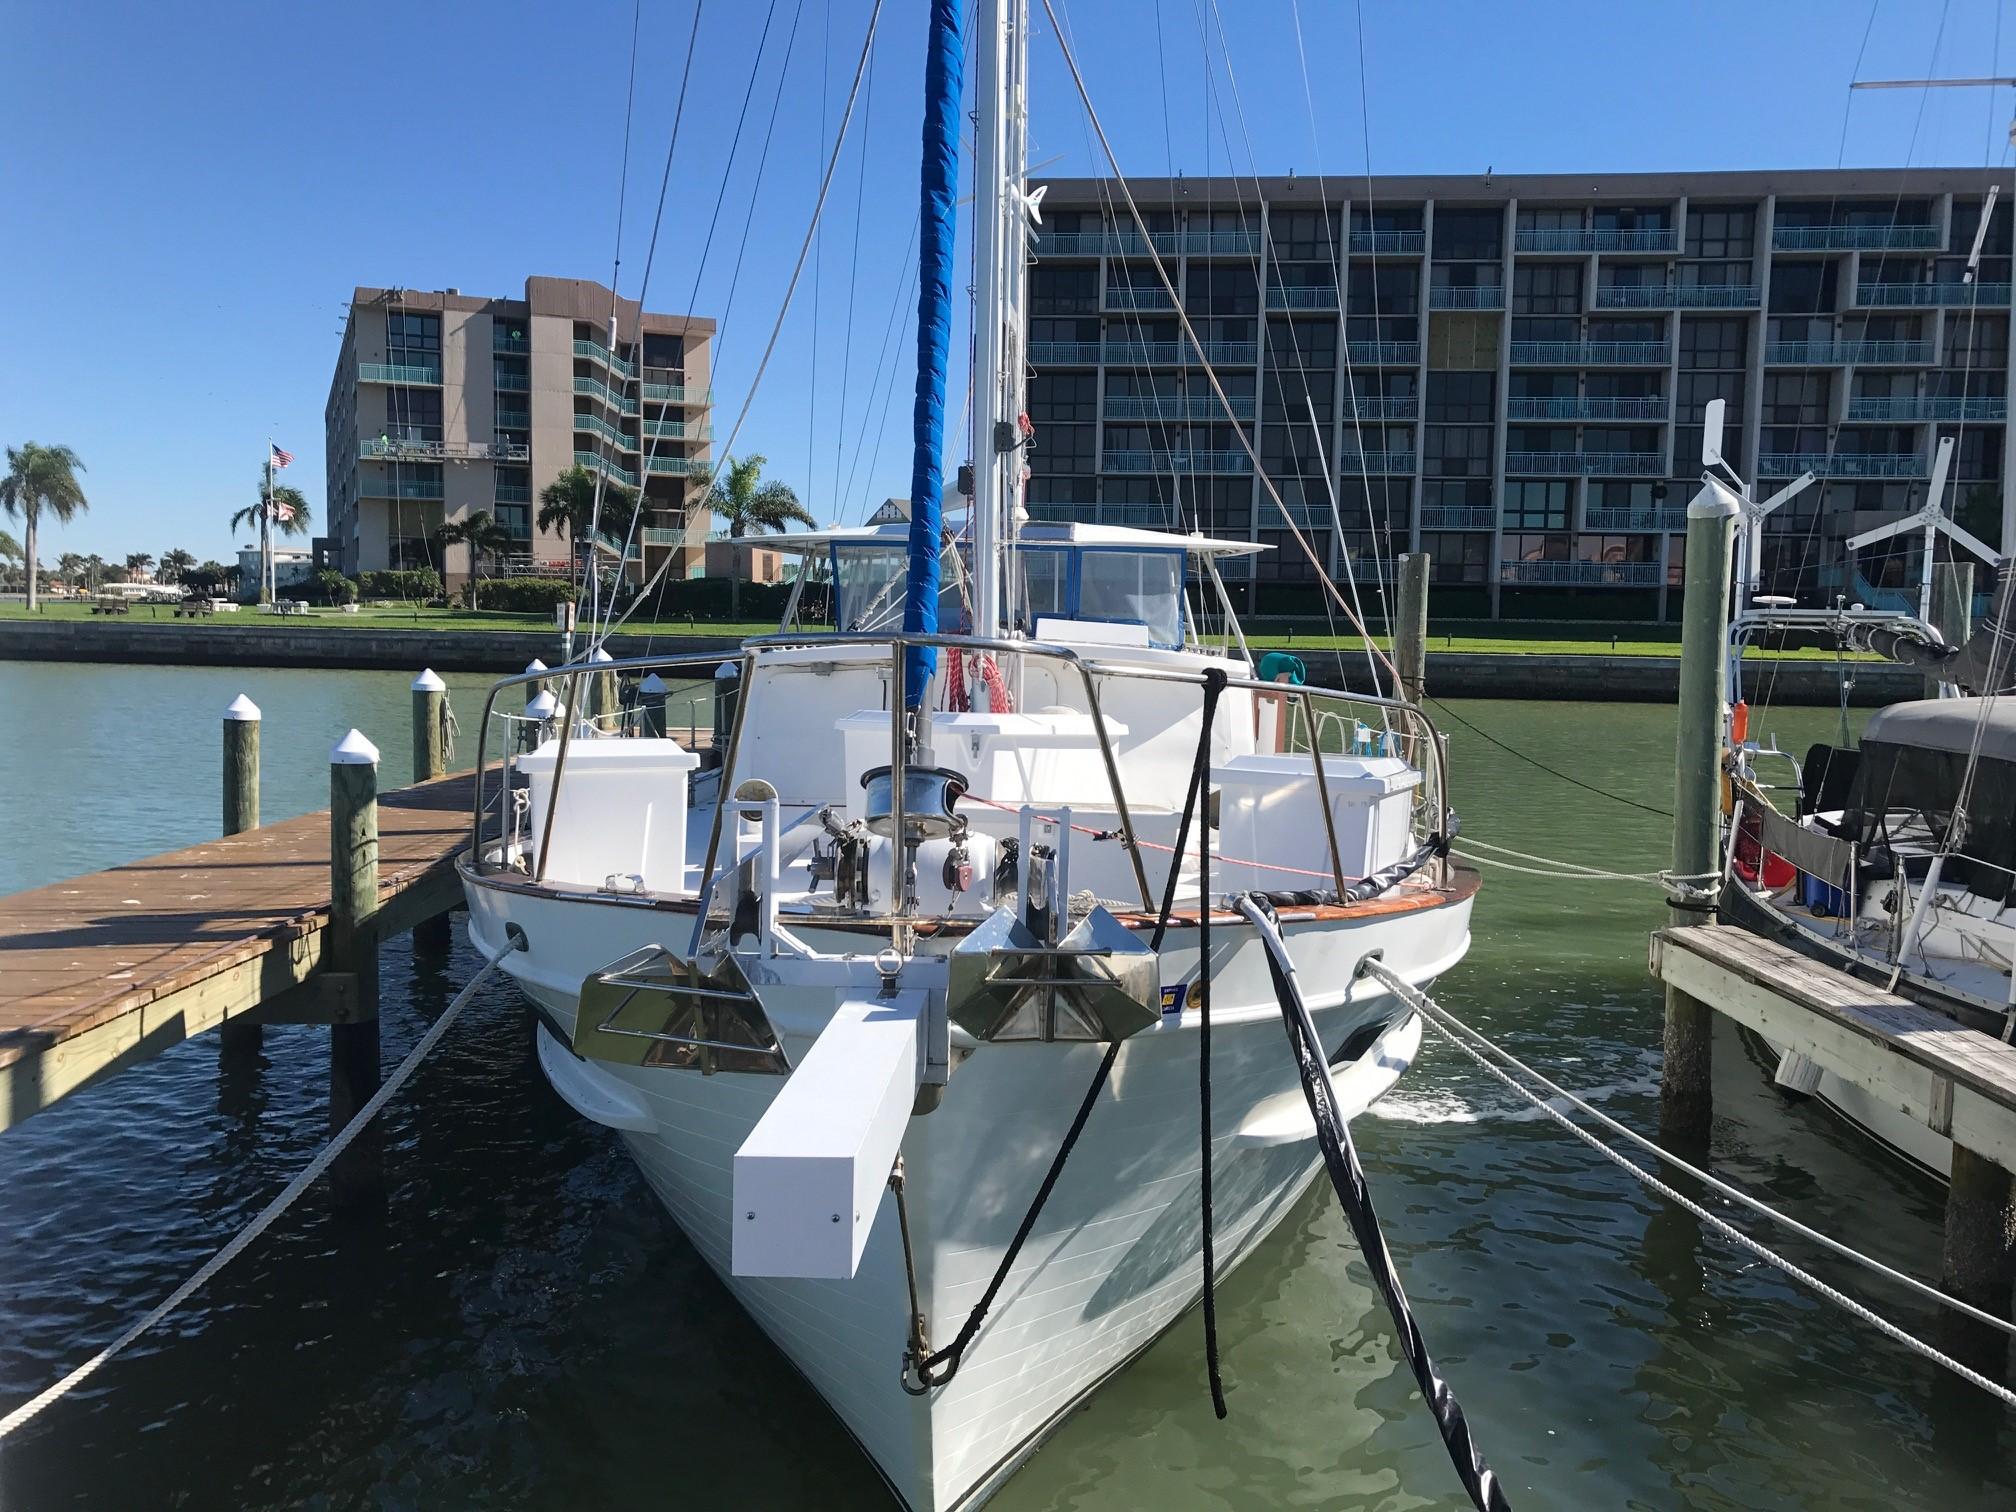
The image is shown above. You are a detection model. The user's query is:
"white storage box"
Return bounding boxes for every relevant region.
[1211,753,1420,894]
[518,737,700,892]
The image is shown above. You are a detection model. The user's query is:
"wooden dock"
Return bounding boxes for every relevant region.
[0,769,479,1134]
[1651,924,2016,1177]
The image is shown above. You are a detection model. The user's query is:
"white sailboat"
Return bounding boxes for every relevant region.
[457,3,1478,1505]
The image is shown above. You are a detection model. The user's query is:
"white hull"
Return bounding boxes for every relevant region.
[466,871,1468,1509]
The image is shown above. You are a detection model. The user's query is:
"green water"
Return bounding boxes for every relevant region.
[0,661,2006,1510]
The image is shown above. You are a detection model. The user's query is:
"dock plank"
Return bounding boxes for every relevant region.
[1654,924,2016,1175]
[0,770,483,1127]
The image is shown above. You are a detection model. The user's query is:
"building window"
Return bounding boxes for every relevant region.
[1505,479,1571,528]
[386,310,441,354]
[1431,209,1503,262]
[1686,206,1755,260]
[1266,317,1337,368]
[1763,372,1829,426]
[1425,372,1494,424]
[1348,263,1419,316]
[1420,531,1489,583]
[1679,316,1747,369]
[1513,263,1582,315]
[1032,265,1098,315]
[1270,210,1339,263]
[1423,425,1493,478]
[1186,265,1258,317]
[1029,373,1097,424]
[1042,423,1096,474]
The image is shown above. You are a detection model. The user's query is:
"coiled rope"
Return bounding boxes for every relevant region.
[0,936,523,1441]
[1355,958,2016,1409]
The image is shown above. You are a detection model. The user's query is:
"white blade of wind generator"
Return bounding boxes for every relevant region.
[1846,438,1954,551]
[1701,397,1727,470]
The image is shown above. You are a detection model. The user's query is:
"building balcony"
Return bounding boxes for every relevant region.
[573,338,635,377]
[641,380,699,403]
[1429,285,1505,310]
[1341,396,1419,419]
[1265,285,1339,310]
[359,438,527,463]
[493,330,530,354]
[495,409,531,429]
[644,416,704,438]
[1348,230,1425,254]
[1182,229,1260,255]
[1595,283,1760,308]
[1510,340,1671,366]
[1419,505,1497,531]
[1029,341,1102,365]
[1103,449,1252,474]
[641,526,689,546]
[1105,285,1176,311]
[1500,559,1663,587]
[574,412,636,451]
[1103,394,1254,421]
[1344,340,1421,365]
[1584,507,1687,531]
[361,478,446,501]
[358,361,441,386]
[496,483,533,503]
[1764,339,1935,365]
[1035,228,1181,257]
[1339,451,1416,474]
[1514,227,1677,253]
[646,456,701,476]
[576,450,638,487]
[574,376,640,413]
[1772,223,1942,250]
[1759,451,1926,478]
[493,371,531,392]
[1505,450,1663,476]
[1506,396,1668,420]
[1843,395,2007,421]
[1104,340,1259,366]
[1855,281,2014,307]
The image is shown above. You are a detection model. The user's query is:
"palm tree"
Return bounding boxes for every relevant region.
[0,443,88,611]
[230,479,311,603]
[124,551,154,581]
[83,554,107,593]
[434,509,516,610]
[0,529,20,592]
[537,463,639,593]
[694,454,814,619]
[55,551,85,594]
[158,548,195,585]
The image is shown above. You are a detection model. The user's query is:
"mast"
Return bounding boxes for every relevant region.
[969,0,1030,647]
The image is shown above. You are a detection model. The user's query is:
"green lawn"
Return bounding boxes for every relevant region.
[0,600,1877,659]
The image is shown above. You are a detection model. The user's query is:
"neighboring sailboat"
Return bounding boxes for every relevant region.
[458,2,1476,1506]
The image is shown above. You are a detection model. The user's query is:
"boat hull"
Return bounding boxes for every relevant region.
[464,864,1470,1509]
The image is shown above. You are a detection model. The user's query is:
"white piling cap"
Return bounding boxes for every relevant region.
[331,729,381,766]
[411,668,447,692]
[715,661,740,680]
[525,657,549,674]
[590,647,614,663]
[223,694,261,722]
[639,672,667,693]
[526,690,560,719]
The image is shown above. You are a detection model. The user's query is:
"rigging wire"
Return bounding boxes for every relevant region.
[1424,695,1675,817]
[1037,0,1400,689]
[592,0,887,651]
[833,35,881,533]
[808,0,831,525]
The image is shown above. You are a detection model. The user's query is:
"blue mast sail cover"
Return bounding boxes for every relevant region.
[902,0,964,708]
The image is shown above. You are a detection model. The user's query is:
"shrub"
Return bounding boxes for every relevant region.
[628,576,828,624]
[472,576,575,613]
[304,569,359,606]
[357,568,442,601]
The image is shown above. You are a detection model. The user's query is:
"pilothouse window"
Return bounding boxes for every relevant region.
[1075,549,1182,647]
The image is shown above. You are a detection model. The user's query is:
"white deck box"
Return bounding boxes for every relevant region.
[1211,753,1421,894]
[518,737,700,892]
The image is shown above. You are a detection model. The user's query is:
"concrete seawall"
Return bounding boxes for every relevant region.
[0,618,1923,704]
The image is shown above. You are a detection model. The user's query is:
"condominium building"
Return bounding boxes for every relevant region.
[324,278,713,586]
[1024,168,2012,618]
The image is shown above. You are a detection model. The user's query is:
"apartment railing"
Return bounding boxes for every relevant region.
[1105,286,1177,311]
[1428,285,1505,310]
[1595,283,1760,308]
[1028,341,1103,365]
[1103,449,1253,474]
[361,478,446,500]
[574,412,636,450]
[573,338,635,377]
[1504,450,1663,475]
[647,456,701,476]
[1338,451,1416,474]
[1843,395,2008,422]
[496,483,533,503]
[1764,339,1935,365]
[641,381,698,403]
[1514,228,1676,253]
[1499,559,1662,586]
[1102,394,1255,421]
[1419,505,1497,530]
[1855,282,2014,307]
[493,330,531,354]
[1759,452,1927,478]
[645,417,703,438]
[641,526,687,546]
[577,450,639,487]
[358,361,441,385]
[1584,507,1688,532]
[1348,230,1425,254]
[1182,230,1261,255]
[1341,396,1420,419]
[1506,395,1668,420]
[1772,223,1942,250]
[1265,285,1340,310]
[1105,340,1260,366]
[1509,340,1671,365]
[1345,340,1421,365]
[493,371,532,392]
[1035,229,1181,257]
[495,410,531,429]
[574,376,640,413]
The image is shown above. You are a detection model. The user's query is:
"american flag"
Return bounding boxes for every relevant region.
[270,443,295,469]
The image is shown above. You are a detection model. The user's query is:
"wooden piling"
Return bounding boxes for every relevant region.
[591,649,619,734]
[640,671,669,739]
[1942,1145,2016,1375]
[1928,561,1975,699]
[327,729,382,1203]
[1394,552,1430,704]
[219,695,263,1060]
[1661,487,1734,1147]
[410,671,452,952]
[714,661,741,756]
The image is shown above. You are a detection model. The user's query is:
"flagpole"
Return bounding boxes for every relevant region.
[264,442,274,605]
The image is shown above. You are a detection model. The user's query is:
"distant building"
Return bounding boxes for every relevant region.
[238,545,314,593]
[705,538,785,585]
[866,497,912,525]
[324,278,715,588]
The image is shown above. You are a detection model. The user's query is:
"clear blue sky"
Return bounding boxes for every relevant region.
[2,0,2007,566]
